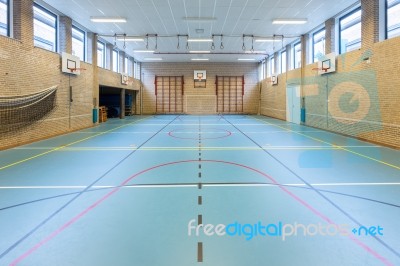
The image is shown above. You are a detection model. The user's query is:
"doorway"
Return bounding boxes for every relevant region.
[286,84,301,124]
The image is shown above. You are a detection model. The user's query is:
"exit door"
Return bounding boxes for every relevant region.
[286,85,301,124]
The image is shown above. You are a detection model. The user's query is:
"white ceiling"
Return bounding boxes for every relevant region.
[41,0,359,62]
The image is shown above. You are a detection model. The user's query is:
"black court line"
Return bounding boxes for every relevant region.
[1,182,399,212]
[197,242,203,262]
[198,196,203,205]
[221,115,400,259]
[0,115,180,260]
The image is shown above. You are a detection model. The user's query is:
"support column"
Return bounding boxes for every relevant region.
[361,0,381,49]
[301,34,310,66]
[325,18,336,54]
[120,89,126,119]
[13,0,34,48]
[91,34,99,120]
[59,16,72,54]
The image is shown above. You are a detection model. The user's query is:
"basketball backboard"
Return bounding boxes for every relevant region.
[61,52,81,75]
[317,52,336,75]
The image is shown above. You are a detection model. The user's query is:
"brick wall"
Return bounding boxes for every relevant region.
[325,18,336,54]
[260,36,400,148]
[141,62,259,115]
[362,0,380,49]
[0,1,140,150]
[59,16,72,54]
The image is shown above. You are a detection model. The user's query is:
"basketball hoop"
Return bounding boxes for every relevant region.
[196,73,204,82]
[312,67,328,74]
[69,67,87,73]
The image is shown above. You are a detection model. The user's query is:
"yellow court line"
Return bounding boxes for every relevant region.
[251,117,400,171]
[0,117,150,171]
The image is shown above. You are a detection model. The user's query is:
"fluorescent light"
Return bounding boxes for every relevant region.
[134,50,155,53]
[117,37,145,42]
[183,17,217,22]
[189,51,211,53]
[90,16,127,23]
[254,37,282,42]
[144,58,163,61]
[187,38,213,42]
[191,58,209,61]
[272,19,307,24]
[238,58,256,61]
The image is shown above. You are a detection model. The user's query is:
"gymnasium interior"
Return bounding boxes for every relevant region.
[0,0,399,265]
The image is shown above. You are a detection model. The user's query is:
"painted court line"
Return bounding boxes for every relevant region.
[10,145,379,152]
[251,117,400,171]
[1,182,400,190]
[0,117,150,171]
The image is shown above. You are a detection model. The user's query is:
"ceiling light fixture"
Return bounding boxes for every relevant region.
[191,58,209,61]
[272,19,308,24]
[144,58,163,61]
[90,16,127,23]
[238,58,256,61]
[187,38,213,42]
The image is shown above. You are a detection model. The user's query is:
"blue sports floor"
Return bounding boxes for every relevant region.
[0,115,399,266]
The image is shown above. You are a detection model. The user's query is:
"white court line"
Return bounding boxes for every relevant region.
[12,145,379,151]
[1,183,400,189]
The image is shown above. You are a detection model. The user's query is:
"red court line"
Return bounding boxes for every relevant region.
[10,160,393,266]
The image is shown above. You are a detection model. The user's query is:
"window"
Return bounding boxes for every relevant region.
[72,26,85,61]
[339,8,362,54]
[128,58,133,77]
[293,42,302,69]
[281,51,287,73]
[267,57,274,77]
[0,0,9,36]
[258,60,265,81]
[112,50,119,72]
[33,4,57,52]
[97,41,105,68]
[134,61,141,79]
[124,57,128,73]
[313,29,325,62]
[387,0,400,39]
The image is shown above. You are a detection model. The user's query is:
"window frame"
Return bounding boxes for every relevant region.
[134,61,140,79]
[281,50,287,73]
[97,40,105,68]
[312,28,326,63]
[293,41,302,69]
[0,0,10,37]
[112,49,119,72]
[71,25,85,61]
[386,0,400,39]
[124,56,128,74]
[339,7,362,54]
[33,3,58,52]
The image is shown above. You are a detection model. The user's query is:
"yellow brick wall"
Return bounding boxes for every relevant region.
[141,62,259,114]
[0,40,139,150]
[260,36,400,149]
